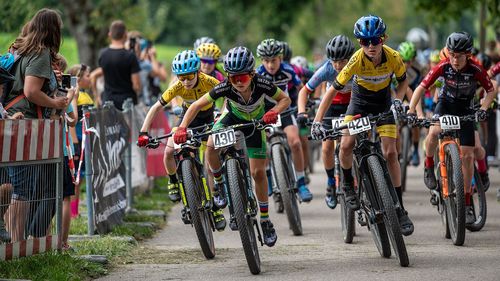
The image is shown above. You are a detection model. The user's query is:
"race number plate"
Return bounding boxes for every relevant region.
[439,115,460,130]
[331,117,344,130]
[347,117,371,135]
[213,129,236,149]
[173,129,193,149]
[272,114,282,127]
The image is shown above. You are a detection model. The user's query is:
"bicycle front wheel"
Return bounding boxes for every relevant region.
[466,168,487,232]
[226,158,261,274]
[181,159,215,259]
[400,125,411,192]
[272,143,302,236]
[443,144,466,246]
[368,156,409,267]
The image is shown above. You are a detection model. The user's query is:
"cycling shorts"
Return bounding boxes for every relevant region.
[212,112,267,159]
[322,104,349,130]
[434,100,475,147]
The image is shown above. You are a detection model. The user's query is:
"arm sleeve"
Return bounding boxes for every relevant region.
[305,64,328,91]
[420,63,444,89]
[159,83,182,106]
[333,58,356,90]
[207,87,222,103]
[490,62,500,78]
[393,52,407,81]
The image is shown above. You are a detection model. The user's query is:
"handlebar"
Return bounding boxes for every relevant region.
[409,114,477,128]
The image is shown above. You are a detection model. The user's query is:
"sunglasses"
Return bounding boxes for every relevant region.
[178,73,196,81]
[228,73,252,84]
[200,59,217,65]
[359,37,384,47]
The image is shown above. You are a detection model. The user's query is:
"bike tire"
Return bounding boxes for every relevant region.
[181,159,215,259]
[367,156,409,267]
[226,158,261,274]
[443,144,466,246]
[436,154,451,239]
[466,168,487,232]
[400,125,411,192]
[339,193,355,243]
[272,144,303,236]
[353,158,391,258]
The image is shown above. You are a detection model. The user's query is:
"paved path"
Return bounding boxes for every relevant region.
[99,164,500,281]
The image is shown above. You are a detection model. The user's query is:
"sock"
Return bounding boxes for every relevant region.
[259,201,269,221]
[477,158,487,174]
[211,168,223,183]
[425,156,434,168]
[395,186,403,209]
[342,168,353,183]
[465,192,471,206]
[70,198,79,218]
[413,142,419,153]
[169,173,178,184]
[296,171,305,179]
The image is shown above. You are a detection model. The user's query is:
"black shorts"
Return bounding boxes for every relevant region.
[434,100,475,147]
[322,103,349,130]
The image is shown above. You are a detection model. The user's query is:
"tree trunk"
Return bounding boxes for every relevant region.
[479,0,487,53]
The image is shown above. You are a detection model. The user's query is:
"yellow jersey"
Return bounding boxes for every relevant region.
[159,72,219,111]
[334,45,406,94]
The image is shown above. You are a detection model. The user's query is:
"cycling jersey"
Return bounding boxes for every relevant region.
[407,64,422,91]
[306,61,352,104]
[256,63,301,94]
[288,63,311,107]
[160,72,219,117]
[206,74,280,121]
[210,69,225,82]
[333,45,406,101]
[420,59,493,105]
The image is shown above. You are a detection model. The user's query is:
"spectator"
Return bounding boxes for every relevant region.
[91,20,141,110]
[2,8,67,242]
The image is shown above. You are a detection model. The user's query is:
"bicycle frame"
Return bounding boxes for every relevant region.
[438,135,462,199]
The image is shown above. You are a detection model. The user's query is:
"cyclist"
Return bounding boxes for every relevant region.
[196,43,225,82]
[297,35,355,209]
[193,36,216,50]
[398,41,423,166]
[173,46,291,247]
[256,39,313,202]
[137,50,227,231]
[332,15,414,236]
[407,32,496,225]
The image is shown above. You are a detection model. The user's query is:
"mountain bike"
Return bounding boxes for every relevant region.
[398,119,412,192]
[467,166,487,232]
[321,110,409,267]
[267,108,302,235]
[193,120,266,275]
[412,114,476,246]
[148,123,216,259]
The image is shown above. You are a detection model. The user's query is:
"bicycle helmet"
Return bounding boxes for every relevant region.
[196,43,222,60]
[224,46,255,74]
[281,41,292,62]
[476,53,492,69]
[429,50,441,63]
[354,15,386,39]
[398,41,417,61]
[193,36,216,49]
[291,56,308,69]
[439,47,449,60]
[256,39,283,58]
[326,35,355,61]
[171,50,200,75]
[446,32,473,53]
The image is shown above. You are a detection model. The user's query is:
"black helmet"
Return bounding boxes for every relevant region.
[446,32,473,53]
[224,46,255,74]
[476,53,492,70]
[256,39,283,58]
[326,35,355,61]
[281,41,292,62]
[193,36,216,49]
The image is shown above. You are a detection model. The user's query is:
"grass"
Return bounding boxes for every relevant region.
[0,177,173,280]
[0,33,186,69]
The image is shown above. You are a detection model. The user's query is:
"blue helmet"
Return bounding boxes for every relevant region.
[354,15,386,39]
[171,50,200,75]
[224,46,255,74]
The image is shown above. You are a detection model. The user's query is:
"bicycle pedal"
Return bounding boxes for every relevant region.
[181,208,191,225]
[357,211,367,226]
[229,216,238,231]
[430,190,439,206]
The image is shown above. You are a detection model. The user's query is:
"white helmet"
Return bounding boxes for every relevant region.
[291,56,308,69]
[406,28,430,50]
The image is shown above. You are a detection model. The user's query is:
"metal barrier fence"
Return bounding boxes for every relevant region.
[0,119,63,260]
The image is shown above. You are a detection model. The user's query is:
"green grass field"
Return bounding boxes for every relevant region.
[0,33,186,70]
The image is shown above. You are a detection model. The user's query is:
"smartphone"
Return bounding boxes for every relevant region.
[129,37,136,50]
[61,74,71,88]
[70,76,77,88]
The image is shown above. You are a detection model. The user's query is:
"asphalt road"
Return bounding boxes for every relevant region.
[99,163,500,281]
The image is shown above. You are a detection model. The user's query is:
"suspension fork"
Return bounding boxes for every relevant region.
[438,137,462,198]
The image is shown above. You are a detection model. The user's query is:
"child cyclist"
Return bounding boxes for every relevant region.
[137,50,227,231]
[173,46,291,247]
[297,35,355,209]
[255,38,313,202]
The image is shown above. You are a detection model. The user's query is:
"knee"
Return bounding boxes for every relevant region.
[384,147,398,161]
[462,150,474,163]
[252,167,266,179]
[289,137,302,152]
[322,143,334,156]
[340,139,354,153]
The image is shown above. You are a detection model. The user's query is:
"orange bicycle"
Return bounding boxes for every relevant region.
[412,114,476,246]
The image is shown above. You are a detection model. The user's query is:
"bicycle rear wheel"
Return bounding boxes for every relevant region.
[226,158,261,274]
[368,156,409,267]
[443,144,466,246]
[272,143,302,236]
[181,159,215,259]
[400,125,411,192]
[466,168,487,232]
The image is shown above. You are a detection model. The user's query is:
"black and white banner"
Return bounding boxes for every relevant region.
[88,107,130,234]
